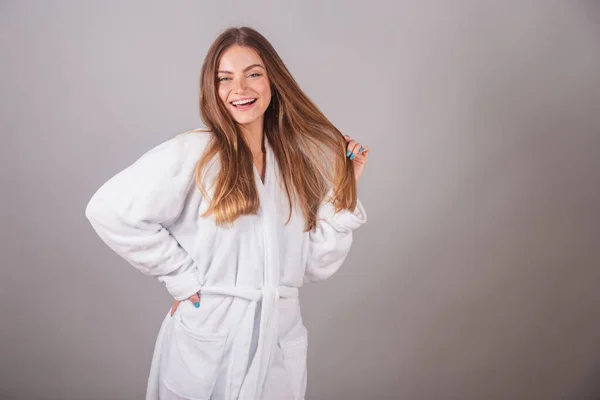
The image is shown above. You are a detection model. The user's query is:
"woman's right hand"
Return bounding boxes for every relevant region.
[170,292,201,316]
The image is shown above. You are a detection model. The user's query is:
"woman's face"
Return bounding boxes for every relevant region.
[217,45,272,128]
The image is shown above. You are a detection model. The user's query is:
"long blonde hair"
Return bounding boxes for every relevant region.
[195,27,357,231]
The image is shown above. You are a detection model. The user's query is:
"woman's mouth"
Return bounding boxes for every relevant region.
[230,98,257,111]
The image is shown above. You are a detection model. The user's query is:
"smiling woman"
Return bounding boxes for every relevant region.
[218,56,271,123]
[85,26,369,400]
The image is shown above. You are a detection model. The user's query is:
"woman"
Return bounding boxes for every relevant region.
[85,26,369,400]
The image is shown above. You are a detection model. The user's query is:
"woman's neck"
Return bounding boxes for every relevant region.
[239,119,265,155]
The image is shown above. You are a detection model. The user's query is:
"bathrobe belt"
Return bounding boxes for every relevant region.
[199,285,298,301]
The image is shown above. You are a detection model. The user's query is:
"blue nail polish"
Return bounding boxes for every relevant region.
[350,153,355,160]
[194,302,200,308]
[359,147,364,153]
[346,150,351,157]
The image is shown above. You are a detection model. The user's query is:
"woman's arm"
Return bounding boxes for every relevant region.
[304,199,367,283]
[304,134,369,282]
[85,133,206,301]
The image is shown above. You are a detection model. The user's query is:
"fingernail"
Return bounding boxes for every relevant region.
[194,302,200,308]
[346,150,351,157]
[359,147,364,153]
[350,153,355,160]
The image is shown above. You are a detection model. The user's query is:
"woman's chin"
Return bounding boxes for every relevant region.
[233,115,262,127]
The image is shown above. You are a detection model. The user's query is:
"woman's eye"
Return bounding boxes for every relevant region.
[218,77,231,82]
[249,73,261,78]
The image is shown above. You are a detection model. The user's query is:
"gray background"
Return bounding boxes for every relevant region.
[1,1,599,399]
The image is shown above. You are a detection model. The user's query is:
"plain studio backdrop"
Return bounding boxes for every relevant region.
[1,1,600,399]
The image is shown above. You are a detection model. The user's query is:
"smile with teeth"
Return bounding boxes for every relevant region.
[231,98,257,108]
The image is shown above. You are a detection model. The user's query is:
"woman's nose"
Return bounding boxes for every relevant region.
[233,77,246,93]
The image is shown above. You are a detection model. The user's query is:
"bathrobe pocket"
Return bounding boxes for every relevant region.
[279,330,308,400]
[161,314,228,400]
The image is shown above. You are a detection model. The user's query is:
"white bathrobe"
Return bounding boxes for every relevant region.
[85,130,367,400]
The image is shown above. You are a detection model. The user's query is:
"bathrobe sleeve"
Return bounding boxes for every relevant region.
[304,196,367,283]
[85,134,203,301]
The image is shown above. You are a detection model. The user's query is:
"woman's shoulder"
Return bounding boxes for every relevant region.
[127,128,214,176]
[171,128,214,153]
[145,128,213,161]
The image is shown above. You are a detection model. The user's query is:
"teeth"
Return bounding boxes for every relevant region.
[232,99,255,105]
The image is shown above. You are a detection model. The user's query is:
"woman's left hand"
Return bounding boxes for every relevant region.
[344,135,370,182]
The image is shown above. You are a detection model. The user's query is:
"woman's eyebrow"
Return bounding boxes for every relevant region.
[218,64,265,74]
